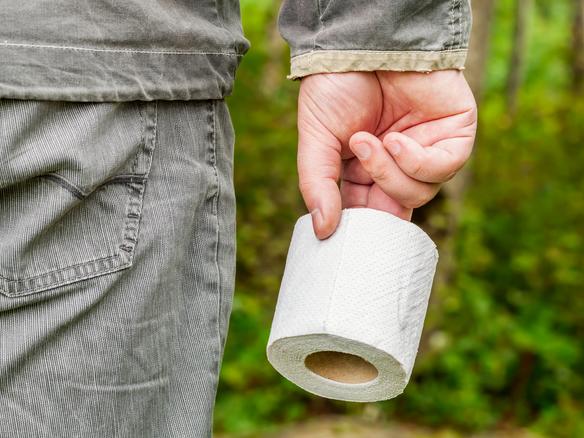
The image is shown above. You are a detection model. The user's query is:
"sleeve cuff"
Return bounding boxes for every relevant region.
[288,49,468,79]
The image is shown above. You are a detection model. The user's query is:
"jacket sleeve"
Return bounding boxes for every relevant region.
[278,0,472,79]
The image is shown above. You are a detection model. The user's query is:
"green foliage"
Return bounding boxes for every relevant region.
[398,92,584,435]
[215,0,584,436]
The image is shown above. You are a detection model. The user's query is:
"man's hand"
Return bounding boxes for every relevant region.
[297,70,477,239]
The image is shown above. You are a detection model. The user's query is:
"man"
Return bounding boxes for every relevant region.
[0,1,477,436]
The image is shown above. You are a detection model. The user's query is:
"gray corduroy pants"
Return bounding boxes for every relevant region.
[0,99,236,437]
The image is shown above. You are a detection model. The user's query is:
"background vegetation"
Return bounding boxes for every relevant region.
[215,0,584,436]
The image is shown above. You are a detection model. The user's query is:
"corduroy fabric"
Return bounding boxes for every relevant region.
[0,99,236,437]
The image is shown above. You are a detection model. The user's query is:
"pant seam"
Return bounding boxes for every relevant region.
[212,100,223,352]
[205,99,223,438]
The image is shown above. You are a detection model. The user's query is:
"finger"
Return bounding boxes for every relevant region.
[383,131,474,183]
[297,129,342,240]
[402,108,477,147]
[340,180,369,208]
[367,184,412,220]
[340,179,413,220]
[349,131,440,209]
[342,157,373,185]
[381,106,477,148]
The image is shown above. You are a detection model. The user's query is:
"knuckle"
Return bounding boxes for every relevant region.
[399,148,426,178]
[407,158,424,178]
[369,163,390,182]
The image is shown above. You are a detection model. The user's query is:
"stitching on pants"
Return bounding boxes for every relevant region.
[208,100,225,372]
[213,102,222,335]
[0,102,158,297]
[0,254,122,283]
[119,102,158,259]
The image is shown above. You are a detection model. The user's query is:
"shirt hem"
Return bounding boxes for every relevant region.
[288,49,468,79]
[0,44,242,102]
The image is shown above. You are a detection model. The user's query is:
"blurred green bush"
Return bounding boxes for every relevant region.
[215,1,584,436]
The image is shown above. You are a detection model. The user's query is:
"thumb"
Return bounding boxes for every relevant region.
[297,131,342,240]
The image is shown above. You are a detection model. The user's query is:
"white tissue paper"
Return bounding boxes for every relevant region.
[267,208,438,402]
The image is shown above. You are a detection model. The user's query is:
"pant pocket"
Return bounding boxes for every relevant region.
[0,100,157,297]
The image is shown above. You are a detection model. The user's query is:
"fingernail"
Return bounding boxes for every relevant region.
[311,208,323,229]
[352,143,370,160]
[387,140,401,156]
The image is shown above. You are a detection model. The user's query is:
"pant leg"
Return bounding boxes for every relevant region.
[0,99,236,438]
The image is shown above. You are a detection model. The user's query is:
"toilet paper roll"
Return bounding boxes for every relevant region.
[267,208,438,402]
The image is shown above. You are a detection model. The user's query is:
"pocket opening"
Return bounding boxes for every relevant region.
[0,101,158,298]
